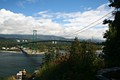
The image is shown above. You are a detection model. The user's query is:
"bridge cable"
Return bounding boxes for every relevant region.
[69,14,114,36]
[64,10,114,37]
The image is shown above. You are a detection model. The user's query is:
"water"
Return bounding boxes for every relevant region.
[0,52,43,77]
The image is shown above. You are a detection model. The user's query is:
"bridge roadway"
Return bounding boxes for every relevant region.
[18,40,74,45]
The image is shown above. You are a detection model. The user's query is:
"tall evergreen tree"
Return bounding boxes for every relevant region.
[103,0,120,67]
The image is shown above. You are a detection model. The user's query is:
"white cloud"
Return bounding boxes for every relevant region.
[0,3,114,40]
[17,0,38,8]
[0,9,63,35]
[84,7,92,11]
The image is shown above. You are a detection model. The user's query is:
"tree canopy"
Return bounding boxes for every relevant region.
[103,0,120,67]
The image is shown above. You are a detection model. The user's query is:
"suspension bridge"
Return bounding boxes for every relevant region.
[18,39,73,45]
[15,10,114,54]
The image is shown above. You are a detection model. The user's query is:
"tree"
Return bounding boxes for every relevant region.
[70,37,82,55]
[68,37,97,80]
[103,0,120,67]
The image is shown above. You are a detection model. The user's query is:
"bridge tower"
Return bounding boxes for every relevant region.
[33,30,37,41]
[32,30,37,54]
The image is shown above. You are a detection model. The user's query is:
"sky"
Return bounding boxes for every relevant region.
[0,0,114,40]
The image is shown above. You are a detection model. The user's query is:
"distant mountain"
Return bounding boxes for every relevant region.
[0,34,67,40]
[0,37,6,40]
[0,34,104,43]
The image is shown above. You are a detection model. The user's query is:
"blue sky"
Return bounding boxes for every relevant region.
[0,0,113,40]
[0,0,108,16]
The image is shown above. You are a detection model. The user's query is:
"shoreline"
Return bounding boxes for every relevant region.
[0,50,45,55]
[0,50,21,53]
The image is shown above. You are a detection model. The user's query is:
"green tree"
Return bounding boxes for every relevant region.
[70,37,82,55]
[103,0,120,67]
[34,37,103,80]
[68,37,97,80]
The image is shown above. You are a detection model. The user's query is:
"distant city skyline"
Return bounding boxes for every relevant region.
[0,0,114,40]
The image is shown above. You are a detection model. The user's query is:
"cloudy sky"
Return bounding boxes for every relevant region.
[0,0,114,40]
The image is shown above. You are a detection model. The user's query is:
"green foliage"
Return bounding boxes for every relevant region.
[26,42,70,53]
[70,37,82,55]
[93,57,105,69]
[103,2,120,67]
[7,76,16,80]
[2,76,16,80]
[35,61,61,80]
[33,37,104,80]
[36,58,96,80]
[109,0,120,8]
[0,40,13,48]
[0,39,19,51]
